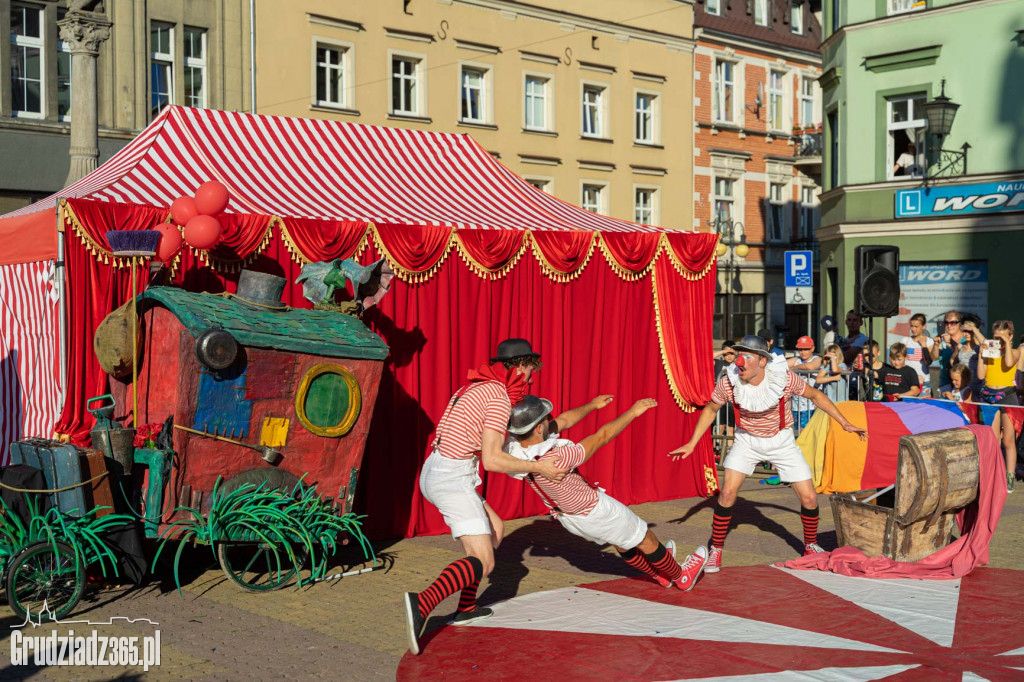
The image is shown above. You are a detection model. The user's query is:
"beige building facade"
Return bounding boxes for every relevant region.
[254,0,696,230]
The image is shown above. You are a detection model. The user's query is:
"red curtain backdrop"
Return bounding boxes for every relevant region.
[54,200,718,538]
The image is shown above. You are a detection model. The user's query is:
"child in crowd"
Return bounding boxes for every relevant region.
[940,364,973,403]
[874,342,921,401]
[815,343,849,405]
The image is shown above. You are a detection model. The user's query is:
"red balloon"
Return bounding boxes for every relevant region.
[154,223,183,262]
[193,181,230,216]
[170,196,198,226]
[183,215,223,250]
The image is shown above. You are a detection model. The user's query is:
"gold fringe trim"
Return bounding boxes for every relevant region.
[529,231,596,283]
[595,233,657,282]
[279,220,371,266]
[657,233,719,281]
[651,265,695,413]
[369,223,456,284]
[453,232,529,280]
[62,199,114,266]
[197,216,275,274]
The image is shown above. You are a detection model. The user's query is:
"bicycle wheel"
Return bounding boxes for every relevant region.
[6,541,85,622]
[216,541,307,593]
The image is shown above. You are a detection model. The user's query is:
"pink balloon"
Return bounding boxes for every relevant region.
[170,196,198,227]
[154,223,184,262]
[193,181,230,216]
[183,215,223,250]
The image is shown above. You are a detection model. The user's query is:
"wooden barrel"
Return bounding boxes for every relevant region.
[894,427,979,525]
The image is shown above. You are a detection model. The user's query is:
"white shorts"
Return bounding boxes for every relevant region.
[723,429,813,483]
[418,450,492,540]
[556,491,649,550]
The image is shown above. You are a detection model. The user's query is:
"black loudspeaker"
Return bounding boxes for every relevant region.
[855,245,900,317]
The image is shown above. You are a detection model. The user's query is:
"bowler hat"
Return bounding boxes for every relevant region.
[733,334,772,359]
[821,315,837,332]
[508,395,554,435]
[491,338,540,364]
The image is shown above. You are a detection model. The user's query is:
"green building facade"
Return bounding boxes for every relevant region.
[819,0,1024,345]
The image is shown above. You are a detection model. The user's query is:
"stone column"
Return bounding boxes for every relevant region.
[58,5,112,185]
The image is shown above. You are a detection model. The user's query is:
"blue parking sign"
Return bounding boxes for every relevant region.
[784,251,813,287]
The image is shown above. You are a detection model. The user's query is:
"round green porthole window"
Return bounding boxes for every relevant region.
[295,364,361,437]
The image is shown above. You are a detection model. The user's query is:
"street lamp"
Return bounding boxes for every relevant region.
[711,218,749,341]
[921,79,970,179]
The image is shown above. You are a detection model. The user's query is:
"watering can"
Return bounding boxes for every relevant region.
[88,394,136,475]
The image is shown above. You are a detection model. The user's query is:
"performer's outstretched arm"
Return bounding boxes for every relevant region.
[668,401,723,460]
[805,385,867,440]
[576,399,657,462]
[553,395,614,432]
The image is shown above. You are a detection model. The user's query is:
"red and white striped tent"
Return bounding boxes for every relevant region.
[0,105,719,538]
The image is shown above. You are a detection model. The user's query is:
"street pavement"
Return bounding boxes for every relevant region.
[2,473,1021,680]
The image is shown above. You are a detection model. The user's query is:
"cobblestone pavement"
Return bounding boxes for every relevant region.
[2,473,1021,680]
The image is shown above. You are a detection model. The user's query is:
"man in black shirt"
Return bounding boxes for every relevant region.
[875,342,922,401]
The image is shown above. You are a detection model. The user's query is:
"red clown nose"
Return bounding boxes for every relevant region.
[734,354,747,369]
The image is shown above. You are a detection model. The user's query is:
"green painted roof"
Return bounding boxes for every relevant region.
[141,287,389,361]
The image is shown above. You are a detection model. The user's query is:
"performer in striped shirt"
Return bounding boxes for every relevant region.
[670,334,866,575]
[505,395,710,590]
[404,339,568,656]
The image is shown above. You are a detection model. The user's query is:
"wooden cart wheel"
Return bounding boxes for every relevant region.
[6,541,85,622]
[216,541,307,593]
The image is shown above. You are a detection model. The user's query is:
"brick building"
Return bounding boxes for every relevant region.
[693,0,822,345]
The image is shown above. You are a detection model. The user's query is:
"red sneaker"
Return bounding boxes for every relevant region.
[804,543,825,556]
[672,546,709,592]
[705,545,723,574]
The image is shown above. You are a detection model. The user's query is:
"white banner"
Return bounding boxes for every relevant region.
[886,261,988,348]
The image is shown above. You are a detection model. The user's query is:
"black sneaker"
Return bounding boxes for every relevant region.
[404,592,427,655]
[450,607,493,626]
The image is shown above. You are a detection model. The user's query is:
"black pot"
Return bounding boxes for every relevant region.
[195,328,238,370]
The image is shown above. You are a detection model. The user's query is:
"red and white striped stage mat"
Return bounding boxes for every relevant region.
[398,565,1024,680]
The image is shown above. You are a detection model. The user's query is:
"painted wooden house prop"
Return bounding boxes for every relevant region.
[110,275,388,513]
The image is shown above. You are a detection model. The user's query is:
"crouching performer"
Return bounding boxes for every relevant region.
[505,395,709,590]
[669,334,866,573]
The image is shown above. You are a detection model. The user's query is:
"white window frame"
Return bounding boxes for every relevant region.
[791,2,804,34]
[11,2,45,119]
[888,0,926,16]
[183,27,207,109]
[523,72,553,131]
[712,57,738,125]
[767,70,786,133]
[707,0,722,15]
[389,50,427,117]
[524,176,554,194]
[57,35,71,122]
[580,181,609,214]
[766,182,788,243]
[459,62,492,124]
[633,185,659,226]
[712,176,736,225]
[886,93,927,180]
[798,184,819,239]
[150,21,175,119]
[799,75,815,127]
[634,89,660,145]
[754,0,769,26]
[581,81,609,139]
[312,37,354,110]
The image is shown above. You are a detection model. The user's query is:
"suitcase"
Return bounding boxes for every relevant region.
[8,438,88,517]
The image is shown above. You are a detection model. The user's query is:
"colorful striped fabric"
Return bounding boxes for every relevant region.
[798,401,969,494]
[0,261,60,463]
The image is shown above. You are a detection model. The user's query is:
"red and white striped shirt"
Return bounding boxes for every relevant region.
[529,444,599,517]
[433,381,512,460]
[710,373,809,437]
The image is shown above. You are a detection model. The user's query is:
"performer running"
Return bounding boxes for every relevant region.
[404,339,568,656]
[505,395,709,589]
[669,335,866,573]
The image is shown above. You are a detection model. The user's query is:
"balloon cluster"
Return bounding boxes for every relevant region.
[156,181,231,261]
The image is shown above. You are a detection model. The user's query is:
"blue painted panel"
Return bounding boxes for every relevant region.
[193,370,253,438]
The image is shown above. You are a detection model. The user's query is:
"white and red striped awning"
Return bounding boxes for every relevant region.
[1,106,670,265]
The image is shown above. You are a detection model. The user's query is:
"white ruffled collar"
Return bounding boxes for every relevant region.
[726,354,789,411]
[503,433,573,480]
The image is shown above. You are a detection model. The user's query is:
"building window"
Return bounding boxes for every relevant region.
[712,59,736,124]
[524,75,550,130]
[791,2,804,34]
[11,3,44,118]
[713,177,734,224]
[57,34,71,121]
[581,183,606,214]
[315,43,349,108]
[707,0,722,15]
[634,187,657,225]
[887,94,927,180]
[767,183,786,243]
[150,22,174,119]
[799,185,818,238]
[889,0,926,15]
[391,54,422,116]
[714,295,765,341]
[799,76,815,127]
[183,27,207,109]
[634,92,658,144]
[525,177,552,193]
[582,83,606,137]
[460,65,488,123]
[768,71,785,132]
[754,0,769,26]
[827,110,839,188]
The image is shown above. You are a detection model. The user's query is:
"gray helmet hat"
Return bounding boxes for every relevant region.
[491,338,541,364]
[508,395,554,435]
[733,334,772,359]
